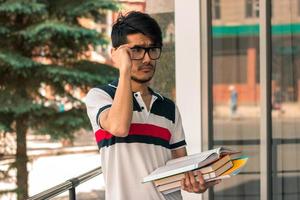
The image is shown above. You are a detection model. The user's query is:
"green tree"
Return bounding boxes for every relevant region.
[0,0,119,199]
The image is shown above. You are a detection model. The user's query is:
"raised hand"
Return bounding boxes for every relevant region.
[111,44,134,75]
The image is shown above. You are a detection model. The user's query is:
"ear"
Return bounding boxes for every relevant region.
[110,47,116,55]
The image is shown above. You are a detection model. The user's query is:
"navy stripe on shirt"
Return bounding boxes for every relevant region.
[170,140,187,149]
[97,135,171,149]
[96,104,112,127]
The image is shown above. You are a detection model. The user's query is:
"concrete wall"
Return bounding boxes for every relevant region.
[145,0,174,13]
[175,0,203,199]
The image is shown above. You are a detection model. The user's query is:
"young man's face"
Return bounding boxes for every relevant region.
[126,33,159,84]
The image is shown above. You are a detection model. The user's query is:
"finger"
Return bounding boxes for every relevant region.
[117,44,131,49]
[196,170,205,185]
[117,43,135,51]
[196,171,207,192]
[112,45,130,57]
[184,173,194,192]
[124,43,135,48]
[181,178,185,190]
[188,172,200,192]
[206,180,222,188]
[181,178,191,192]
[184,173,191,189]
[188,171,196,185]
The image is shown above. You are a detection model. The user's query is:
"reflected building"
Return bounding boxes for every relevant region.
[211,1,300,200]
[212,0,300,107]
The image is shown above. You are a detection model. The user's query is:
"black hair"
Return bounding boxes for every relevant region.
[111,11,162,48]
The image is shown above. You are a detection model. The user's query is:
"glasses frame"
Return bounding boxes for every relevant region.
[130,46,162,60]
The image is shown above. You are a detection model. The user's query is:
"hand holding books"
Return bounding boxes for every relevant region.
[142,147,249,195]
[180,170,221,194]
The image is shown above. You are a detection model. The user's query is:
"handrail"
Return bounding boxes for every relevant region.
[27,167,102,200]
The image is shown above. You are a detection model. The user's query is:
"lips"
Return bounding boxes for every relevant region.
[139,65,153,71]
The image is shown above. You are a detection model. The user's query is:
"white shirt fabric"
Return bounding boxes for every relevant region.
[85,80,187,200]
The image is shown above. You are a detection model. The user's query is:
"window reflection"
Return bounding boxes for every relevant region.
[212,0,221,20]
[271,0,300,199]
[246,0,260,18]
[211,0,260,199]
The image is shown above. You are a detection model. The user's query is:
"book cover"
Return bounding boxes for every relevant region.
[209,156,249,181]
[143,147,239,183]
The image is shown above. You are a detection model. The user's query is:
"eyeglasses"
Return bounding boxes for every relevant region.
[130,46,162,60]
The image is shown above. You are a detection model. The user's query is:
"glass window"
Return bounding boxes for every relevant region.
[211,0,260,199]
[271,0,300,199]
[299,0,300,16]
[212,0,221,20]
[246,0,259,18]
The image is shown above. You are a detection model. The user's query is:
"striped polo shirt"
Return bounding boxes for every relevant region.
[85,80,186,200]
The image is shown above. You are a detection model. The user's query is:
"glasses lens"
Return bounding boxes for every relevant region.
[131,47,145,60]
[148,47,161,60]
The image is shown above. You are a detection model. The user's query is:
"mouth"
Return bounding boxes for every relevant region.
[139,65,153,72]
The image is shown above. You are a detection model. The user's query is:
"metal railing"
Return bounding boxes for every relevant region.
[28,167,102,200]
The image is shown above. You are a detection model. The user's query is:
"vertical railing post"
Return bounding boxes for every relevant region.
[69,188,76,200]
[68,178,79,200]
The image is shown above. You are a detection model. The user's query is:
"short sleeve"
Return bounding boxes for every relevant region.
[169,105,186,150]
[85,88,113,132]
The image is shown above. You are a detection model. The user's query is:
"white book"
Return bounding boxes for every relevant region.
[142,147,239,183]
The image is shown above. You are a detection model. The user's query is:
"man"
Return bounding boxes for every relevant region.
[85,11,220,200]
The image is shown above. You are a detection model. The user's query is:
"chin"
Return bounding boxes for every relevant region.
[131,76,153,84]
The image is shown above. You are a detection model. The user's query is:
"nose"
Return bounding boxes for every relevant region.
[142,51,151,63]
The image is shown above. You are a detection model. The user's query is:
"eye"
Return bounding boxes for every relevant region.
[149,48,159,52]
[131,47,144,53]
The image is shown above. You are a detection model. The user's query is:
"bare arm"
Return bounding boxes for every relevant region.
[171,147,187,159]
[99,44,133,137]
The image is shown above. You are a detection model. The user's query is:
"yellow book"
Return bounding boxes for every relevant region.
[209,156,249,181]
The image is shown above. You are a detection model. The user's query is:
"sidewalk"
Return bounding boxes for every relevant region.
[213,102,300,119]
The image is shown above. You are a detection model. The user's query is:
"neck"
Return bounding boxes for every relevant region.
[131,80,150,95]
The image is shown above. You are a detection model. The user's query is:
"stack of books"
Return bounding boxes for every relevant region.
[142,147,248,195]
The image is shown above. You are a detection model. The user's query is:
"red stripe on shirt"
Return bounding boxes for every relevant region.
[95,123,171,143]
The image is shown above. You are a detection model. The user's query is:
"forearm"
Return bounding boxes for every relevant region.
[171,147,187,159]
[101,71,133,137]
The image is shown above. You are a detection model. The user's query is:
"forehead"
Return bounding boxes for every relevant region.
[126,33,154,46]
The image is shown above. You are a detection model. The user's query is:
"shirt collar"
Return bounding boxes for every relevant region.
[108,79,118,88]
[108,79,164,101]
[148,87,164,101]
